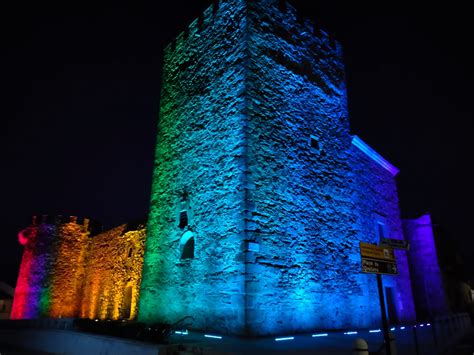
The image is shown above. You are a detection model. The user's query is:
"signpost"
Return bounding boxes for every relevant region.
[380,237,410,251]
[359,242,400,355]
[359,242,398,275]
[358,239,411,355]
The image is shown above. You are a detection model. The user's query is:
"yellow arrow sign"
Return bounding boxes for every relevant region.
[359,242,396,262]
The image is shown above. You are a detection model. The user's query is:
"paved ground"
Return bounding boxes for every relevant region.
[0,343,53,355]
[1,325,471,354]
[444,328,474,355]
[168,325,445,354]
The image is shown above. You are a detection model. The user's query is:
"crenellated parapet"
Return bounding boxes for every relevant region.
[162,0,344,103]
[17,215,97,246]
[164,0,341,60]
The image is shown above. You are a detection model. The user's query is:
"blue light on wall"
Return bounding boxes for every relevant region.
[351,136,399,176]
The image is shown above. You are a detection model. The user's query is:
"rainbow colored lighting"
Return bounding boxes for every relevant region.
[10,227,38,319]
[11,217,146,322]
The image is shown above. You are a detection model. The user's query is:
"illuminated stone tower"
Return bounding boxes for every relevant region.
[139,0,415,335]
[11,216,90,319]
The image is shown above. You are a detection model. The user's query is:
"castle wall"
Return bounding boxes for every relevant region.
[139,0,419,335]
[138,0,249,334]
[80,223,146,320]
[11,220,44,319]
[49,217,90,318]
[11,0,422,336]
[241,0,367,334]
[11,216,90,319]
[11,217,145,321]
[403,214,448,319]
[349,143,416,324]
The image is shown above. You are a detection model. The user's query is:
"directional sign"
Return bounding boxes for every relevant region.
[359,242,395,261]
[380,237,410,251]
[361,257,398,275]
[359,242,398,275]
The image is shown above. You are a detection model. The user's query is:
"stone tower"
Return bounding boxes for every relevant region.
[138,0,415,335]
[11,216,91,319]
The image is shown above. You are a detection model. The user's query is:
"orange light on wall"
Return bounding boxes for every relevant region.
[80,223,146,321]
[12,217,146,323]
[49,218,90,318]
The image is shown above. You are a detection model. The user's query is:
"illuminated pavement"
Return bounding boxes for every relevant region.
[169,324,443,355]
[1,322,470,354]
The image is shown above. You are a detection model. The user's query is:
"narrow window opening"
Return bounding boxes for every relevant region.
[377,223,385,239]
[121,286,133,319]
[127,247,133,258]
[310,136,320,151]
[181,237,194,260]
[179,211,188,229]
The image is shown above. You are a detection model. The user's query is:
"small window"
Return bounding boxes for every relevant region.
[127,247,133,258]
[377,223,385,239]
[181,237,195,260]
[180,230,195,260]
[375,221,388,242]
[310,136,320,151]
[179,211,188,229]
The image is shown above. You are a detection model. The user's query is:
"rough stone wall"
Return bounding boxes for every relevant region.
[49,216,90,318]
[403,214,448,320]
[349,144,416,324]
[139,0,419,335]
[81,223,146,320]
[11,217,144,321]
[10,0,422,334]
[138,0,248,334]
[243,0,362,334]
[11,219,44,319]
[11,216,90,319]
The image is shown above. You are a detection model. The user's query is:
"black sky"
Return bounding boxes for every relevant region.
[1,1,472,286]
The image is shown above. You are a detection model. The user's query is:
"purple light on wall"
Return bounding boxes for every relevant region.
[403,214,448,319]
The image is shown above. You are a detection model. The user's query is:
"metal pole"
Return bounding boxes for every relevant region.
[413,325,420,355]
[431,318,439,354]
[377,274,391,355]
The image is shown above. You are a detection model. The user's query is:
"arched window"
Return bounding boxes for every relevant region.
[180,231,194,260]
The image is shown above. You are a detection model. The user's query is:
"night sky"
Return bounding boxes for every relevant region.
[1,1,472,287]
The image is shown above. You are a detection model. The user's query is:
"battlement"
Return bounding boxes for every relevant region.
[30,214,91,228]
[29,215,101,234]
[18,215,100,246]
[163,0,219,56]
[163,0,341,61]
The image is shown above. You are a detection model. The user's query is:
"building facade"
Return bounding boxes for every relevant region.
[11,0,448,337]
[11,216,146,321]
[138,0,415,336]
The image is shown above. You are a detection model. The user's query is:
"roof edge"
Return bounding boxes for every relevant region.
[351,135,400,176]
